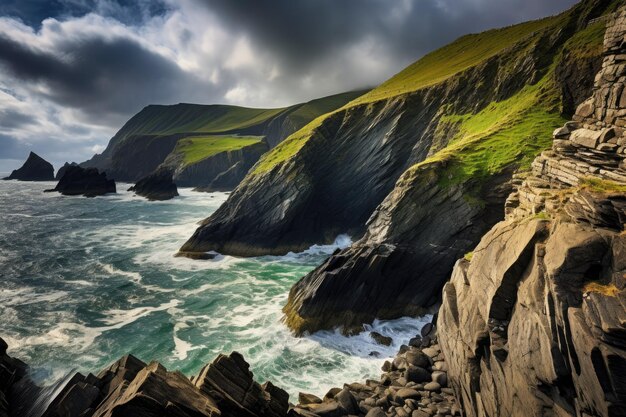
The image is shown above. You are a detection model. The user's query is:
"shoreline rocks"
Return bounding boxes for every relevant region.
[46,165,116,197]
[3,152,54,181]
[128,169,179,201]
[0,326,456,417]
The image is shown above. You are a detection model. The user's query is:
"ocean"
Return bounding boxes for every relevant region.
[0,179,429,399]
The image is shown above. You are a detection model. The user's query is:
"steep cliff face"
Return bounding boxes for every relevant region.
[82,92,364,183]
[181,0,616,263]
[161,139,269,190]
[438,10,626,417]
[267,0,623,334]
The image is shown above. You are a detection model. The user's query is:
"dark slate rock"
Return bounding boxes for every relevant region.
[4,152,54,181]
[46,165,116,197]
[129,169,179,201]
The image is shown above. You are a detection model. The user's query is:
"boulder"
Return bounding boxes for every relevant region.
[370,332,393,346]
[4,152,54,181]
[47,165,116,197]
[129,169,179,201]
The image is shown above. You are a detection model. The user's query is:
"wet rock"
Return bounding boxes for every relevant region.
[371,332,393,346]
[4,152,54,181]
[128,169,179,200]
[46,165,116,197]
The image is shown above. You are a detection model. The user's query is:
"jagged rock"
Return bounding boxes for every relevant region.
[46,165,116,197]
[298,392,323,405]
[438,9,626,417]
[370,332,393,346]
[128,169,179,201]
[4,152,54,181]
[193,351,289,417]
[55,162,78,180]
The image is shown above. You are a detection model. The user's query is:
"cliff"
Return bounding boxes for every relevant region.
[3,152,54,181]
[181,0,617,265]
[438,8,626,417]
[82,91,365,184]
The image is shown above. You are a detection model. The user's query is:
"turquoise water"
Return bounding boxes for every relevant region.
[0,180,429,399]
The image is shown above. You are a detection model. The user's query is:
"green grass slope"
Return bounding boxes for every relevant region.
[253,0,616,178]
[175,136,264,166]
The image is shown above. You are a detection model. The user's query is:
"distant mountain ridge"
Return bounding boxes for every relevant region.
[81,90,367,184]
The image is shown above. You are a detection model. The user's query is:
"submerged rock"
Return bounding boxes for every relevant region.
[438,9,626,417]
[47,165,116,197]
[128,169,179,201]
[3,152,54,181]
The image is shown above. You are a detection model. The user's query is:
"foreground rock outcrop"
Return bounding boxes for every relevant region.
[47,166,116,197]
[438,8,626,417]
[129,169,179,201]
[1,319,459,417]
[3,152,54,181]
[1,338,288,417]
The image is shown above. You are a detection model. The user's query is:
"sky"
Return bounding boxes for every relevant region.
[0,0,579,172]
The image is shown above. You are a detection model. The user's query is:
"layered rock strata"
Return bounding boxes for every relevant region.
[3,152,54,181]
[438,8,626,417]
[1,339,288,417]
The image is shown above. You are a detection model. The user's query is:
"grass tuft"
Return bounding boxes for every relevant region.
[583,282,620,297]
[579,177,626,194]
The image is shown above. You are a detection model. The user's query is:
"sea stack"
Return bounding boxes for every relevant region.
[129,169,179,201]
[55,162,78,180]
[3,152,54,181]
[47,165,116,197]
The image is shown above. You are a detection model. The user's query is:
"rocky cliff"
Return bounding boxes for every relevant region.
[266,0,623,334]
[3,152,54,181]
[82,91,364,185]
[181,0,617,264]
[438,8,626,417]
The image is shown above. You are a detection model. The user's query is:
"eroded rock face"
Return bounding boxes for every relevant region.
[283,162,511,335]
[4,152,54,181]
[47,166,116,197]
[167,141,269,191]
[129,169,179,201]
[438,9,626,417]
[2,345,289,417]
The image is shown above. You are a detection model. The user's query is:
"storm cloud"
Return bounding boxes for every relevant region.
[0,0,579,171]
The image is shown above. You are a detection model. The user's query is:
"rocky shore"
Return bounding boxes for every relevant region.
[0,318,460,417]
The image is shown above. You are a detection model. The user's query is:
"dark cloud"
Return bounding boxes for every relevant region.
[0,0,581,171]
[0,30,224,122]
[199,0,579,71]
